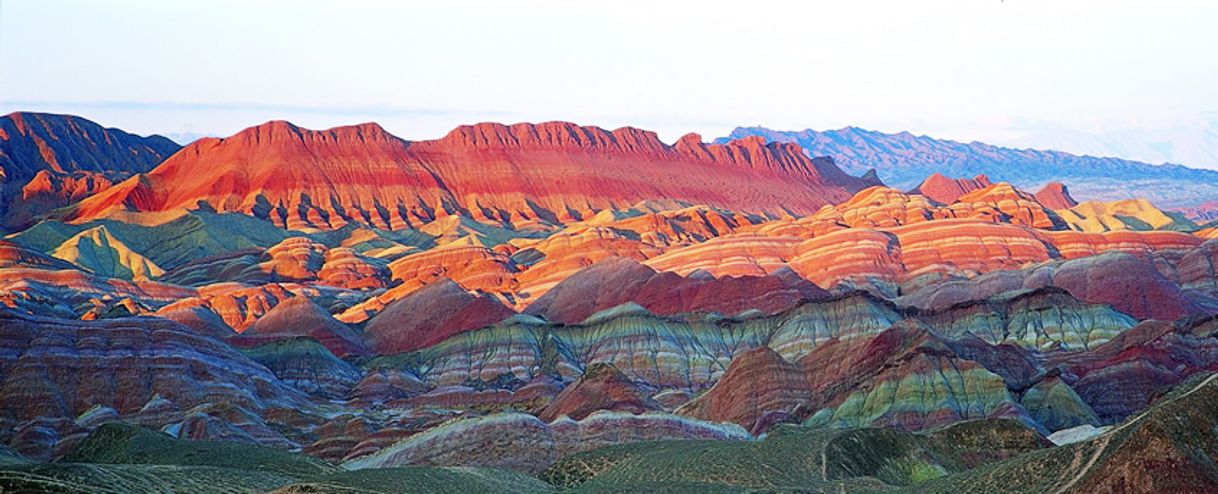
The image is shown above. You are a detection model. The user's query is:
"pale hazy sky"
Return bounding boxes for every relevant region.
[2,0,1216,162]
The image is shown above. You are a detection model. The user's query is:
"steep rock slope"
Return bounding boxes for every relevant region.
[677,346,810,434]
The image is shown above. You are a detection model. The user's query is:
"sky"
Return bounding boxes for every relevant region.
[2,0,1217,167]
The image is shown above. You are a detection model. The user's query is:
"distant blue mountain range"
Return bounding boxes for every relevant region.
[719,126,1218,208]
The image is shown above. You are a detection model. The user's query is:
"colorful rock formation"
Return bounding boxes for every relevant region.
[1058,198,1197,232]
[0,311,313,459]
[50,225,164,281]
[68,121,877,229]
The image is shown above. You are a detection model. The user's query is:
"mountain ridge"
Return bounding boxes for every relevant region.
[721,125,1218,208]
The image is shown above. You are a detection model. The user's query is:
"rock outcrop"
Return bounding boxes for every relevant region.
[230,295,369,358]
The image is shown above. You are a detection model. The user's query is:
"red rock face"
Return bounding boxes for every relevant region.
[537,363,660,422]
[364,278,515,354]
[1179,239,1218,290]
[524,257,827,324]
[68,121,876,229]
[677,346,810,434]
[909,173,992,204]
[1035,182,1079,209]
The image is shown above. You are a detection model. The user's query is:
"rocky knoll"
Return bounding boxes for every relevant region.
[798,324,1024,432]
[50,225,164,281]
[68,120,877,229]
[229,295,369,358]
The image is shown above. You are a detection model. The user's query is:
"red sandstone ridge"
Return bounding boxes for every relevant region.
[68,120,877,229]
[909,173,992,204]
[1035,182,1079,209]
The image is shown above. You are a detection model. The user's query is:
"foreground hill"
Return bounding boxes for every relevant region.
[723,126,1218,208]
[68,121,879,229]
